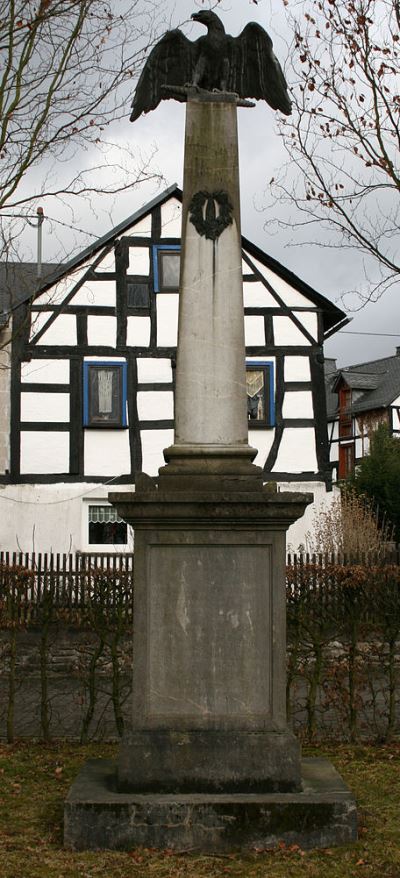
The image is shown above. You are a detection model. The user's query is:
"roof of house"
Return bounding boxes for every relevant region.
[325,352,400,419]
[0,184,347,336]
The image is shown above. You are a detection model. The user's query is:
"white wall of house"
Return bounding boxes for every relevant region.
[0,483,135,554]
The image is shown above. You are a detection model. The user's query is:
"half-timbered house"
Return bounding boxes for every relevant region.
[1,185,346,552]
[326,351,400,480]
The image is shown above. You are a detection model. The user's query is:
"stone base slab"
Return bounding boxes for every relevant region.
[64,757,357,852]
[117,729,301,794]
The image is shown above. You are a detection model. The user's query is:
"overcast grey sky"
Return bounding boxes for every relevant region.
[19,0,400,368]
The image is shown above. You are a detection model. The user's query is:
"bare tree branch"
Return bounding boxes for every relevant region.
[267,0,400,306]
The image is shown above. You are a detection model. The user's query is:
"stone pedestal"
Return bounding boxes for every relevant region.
[64,479,357,852]
[111,484,311,795]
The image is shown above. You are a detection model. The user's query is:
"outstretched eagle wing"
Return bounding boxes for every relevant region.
[131,29,197,122]
[227,23,291,115]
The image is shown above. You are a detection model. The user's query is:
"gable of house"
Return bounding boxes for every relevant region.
[7,186,347,489]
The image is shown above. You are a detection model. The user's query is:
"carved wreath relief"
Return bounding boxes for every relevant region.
[189,190,234,241]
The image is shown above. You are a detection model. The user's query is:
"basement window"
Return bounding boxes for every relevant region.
[88,505,127,545]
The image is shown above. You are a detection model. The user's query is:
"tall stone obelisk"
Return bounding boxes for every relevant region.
[160,94,259,490]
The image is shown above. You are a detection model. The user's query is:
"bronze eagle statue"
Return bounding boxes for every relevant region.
[130,10,291,122]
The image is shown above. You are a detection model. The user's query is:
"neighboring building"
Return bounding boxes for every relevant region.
[0,185,346,552]
[326,350,400,480]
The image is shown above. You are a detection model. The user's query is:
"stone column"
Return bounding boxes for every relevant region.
[159,94,260,490]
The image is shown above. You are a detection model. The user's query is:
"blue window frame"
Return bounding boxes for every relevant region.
[152,244,181,292]
[83,361,127,428]
[246,361,274,428]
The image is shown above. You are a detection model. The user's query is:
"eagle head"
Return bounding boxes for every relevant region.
[191,10,221,27]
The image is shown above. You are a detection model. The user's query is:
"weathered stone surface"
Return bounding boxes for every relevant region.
[108,485,313,796]
[64,757,358,852]
[118,729,301,793]
[173,98,247,451]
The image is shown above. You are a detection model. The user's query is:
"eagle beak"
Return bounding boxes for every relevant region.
[191,12,201,21]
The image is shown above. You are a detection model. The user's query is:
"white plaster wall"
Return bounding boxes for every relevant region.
[97,249,116,271]
[0,482,135,553]
[244,316,265,346]
[34,261,91,306]
[284,357,311,382]
[21,359,70,384]
[250,257,311,307]
[21,393,70,423]
[355,437,363,459]
[0,478,337,555]
[126,216,151,236]
[141,428,174,476]
[20,432,69,474]
[157,294,179,347]
[282,391,314,420]
[84,430,130,477]
[392,395,400,406]
[248,429,275,467]
[243,282,277,308]
[87,316,116,347]
[161,199,182,237]
[273,427,318,473]
[70,280,116,307]
[137,391,174,421]
[328,420,339,462]
[137,357,172,383]
[282,481,339,552]
[127,316,151,347]
[273,315,318,347]
[330,443,339,464]
[30,313,77,346]
[128,247,150,274]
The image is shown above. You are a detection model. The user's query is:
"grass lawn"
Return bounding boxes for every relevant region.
[0,742,399,878]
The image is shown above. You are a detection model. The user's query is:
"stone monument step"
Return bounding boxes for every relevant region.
[64,757,357,852]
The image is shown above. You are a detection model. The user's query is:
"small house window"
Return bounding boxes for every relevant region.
[152,245,181,292]
[88,505,127,545]
[339,386,352,438]
[339,442,355,480]
[127,282,149,309]
[83,362,127,428]
[246,362,274,428]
